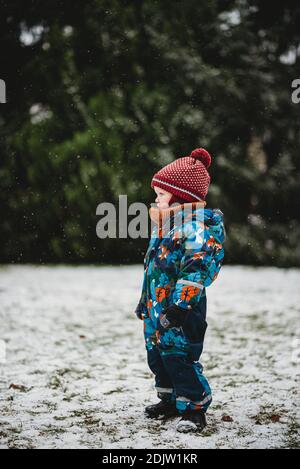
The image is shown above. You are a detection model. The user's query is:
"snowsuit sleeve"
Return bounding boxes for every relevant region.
[171,218,225,310]
[135,226,158,320]
[135,265,149,320]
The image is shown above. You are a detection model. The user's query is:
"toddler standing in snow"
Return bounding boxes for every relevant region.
[135,148,226,433]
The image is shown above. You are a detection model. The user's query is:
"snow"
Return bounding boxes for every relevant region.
[0,264,299,449]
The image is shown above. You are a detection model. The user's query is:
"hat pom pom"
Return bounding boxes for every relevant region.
[190,148,212,168]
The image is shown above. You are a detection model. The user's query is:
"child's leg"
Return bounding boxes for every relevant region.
[146,346,176,402]
[160,352,212,412]
[157,316,212,413]
[144,317,176,402]
[160,296,211,412]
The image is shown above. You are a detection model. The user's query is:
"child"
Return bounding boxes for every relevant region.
[135,148,226,433]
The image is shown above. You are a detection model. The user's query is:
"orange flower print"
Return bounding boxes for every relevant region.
[155,285,171,302]
[158,245,170,260]
[206,236,215,248]
[180,286,201,302]
[193,251,205,261]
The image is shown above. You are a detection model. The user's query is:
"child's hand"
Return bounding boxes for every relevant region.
[159,304,191,329]
[134,302,144,320]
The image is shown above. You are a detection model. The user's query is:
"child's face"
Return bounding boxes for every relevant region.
[154,187,172,209]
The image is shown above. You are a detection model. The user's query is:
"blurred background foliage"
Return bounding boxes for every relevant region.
[0,0,299,266]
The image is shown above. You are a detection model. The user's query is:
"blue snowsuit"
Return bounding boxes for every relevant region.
[136,203,226,413]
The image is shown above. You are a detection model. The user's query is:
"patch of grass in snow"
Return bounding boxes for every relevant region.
[251,405,287,426]
[39,425,66,436]
[0,404,13,413]
[225,379,240,388]
[56,367,91,379]
[201,424,219,437]
[7,438,35,449]
[69,409,102,431]
[48,375,64,389]
[47,368,92,392]
[205,361,219,371]
[285,420,300,449]
[30,369,47,375]
[136,371,153,379]
[103,387,124,395]
[246,313,260,321]
[41,400,58,411]
[211,403,223,410]
[62,393,78,401]
[98,421,119,437]
[67,412,102,434]
[84,417,101,427]
[1,423,23,444]
[212,328,226,340]
[54,416,67,421]
[70,409,91,418]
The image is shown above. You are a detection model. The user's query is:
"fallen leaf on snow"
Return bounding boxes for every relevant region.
[222,415,234,422]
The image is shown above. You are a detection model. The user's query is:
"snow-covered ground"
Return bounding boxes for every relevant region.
[0,264,299,449]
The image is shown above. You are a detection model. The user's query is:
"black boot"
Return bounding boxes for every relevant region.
[176,410,207,433]
[145,400,178,419]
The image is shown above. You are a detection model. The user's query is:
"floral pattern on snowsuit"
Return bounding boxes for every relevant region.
[136,204,226,413]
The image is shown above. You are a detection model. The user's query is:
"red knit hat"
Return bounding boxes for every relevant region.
[151,148,212,202]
